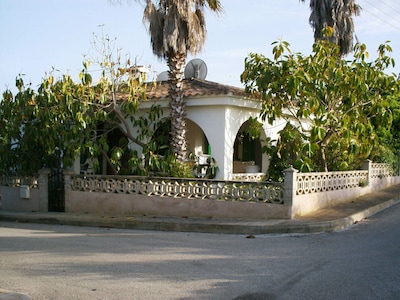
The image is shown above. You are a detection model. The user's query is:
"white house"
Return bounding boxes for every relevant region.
[72,75,286,180]
[130,77,286,180]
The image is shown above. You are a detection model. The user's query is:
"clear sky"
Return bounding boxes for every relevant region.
[0,0,399,91]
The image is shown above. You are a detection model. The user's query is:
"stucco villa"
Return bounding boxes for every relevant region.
[74,66,286,180]
[138,77,286,180]
[144,77,285,180]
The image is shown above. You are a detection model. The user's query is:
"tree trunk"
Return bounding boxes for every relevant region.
[320,146,328,173]
[167,52,187,162]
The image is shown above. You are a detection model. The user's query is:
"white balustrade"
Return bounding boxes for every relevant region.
[70,175,284,204]
[296,170,368,195]
[230,173,266,182]
[0,175,39,188]
[370,163,393,178]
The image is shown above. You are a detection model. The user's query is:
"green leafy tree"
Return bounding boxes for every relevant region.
[241,38,399,174]
[369,92,400,174]
[300,0,361,56]
[390,94,400,174]
[0,33,164,176]
[143,0,222,163]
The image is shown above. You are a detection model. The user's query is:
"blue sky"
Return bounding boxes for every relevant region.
[0,0,399,91]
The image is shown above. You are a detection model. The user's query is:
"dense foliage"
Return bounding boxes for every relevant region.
[241,37,399,179]
[0,33,192,177]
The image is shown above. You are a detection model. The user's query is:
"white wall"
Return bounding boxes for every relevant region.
[291,176,400,217]
[66,190,289,219]
[0,186,41,212]
[187,105,227,179]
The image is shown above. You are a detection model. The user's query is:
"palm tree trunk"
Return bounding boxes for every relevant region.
[167,52,187,162]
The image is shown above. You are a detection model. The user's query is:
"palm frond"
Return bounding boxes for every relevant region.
[304,0,361,55]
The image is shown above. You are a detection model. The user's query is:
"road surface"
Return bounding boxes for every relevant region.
[1,204,400,299]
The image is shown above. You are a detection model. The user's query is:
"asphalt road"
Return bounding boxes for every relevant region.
[1,203,400,300]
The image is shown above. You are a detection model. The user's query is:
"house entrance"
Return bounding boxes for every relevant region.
[233,120,263,173]
[48,169,65,212]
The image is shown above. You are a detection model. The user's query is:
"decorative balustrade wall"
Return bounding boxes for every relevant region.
[295,162,395,195]
[1,161,398,218]
[0,175,39,188]
[70,175,284,204]
[230,173,266,182]
[290,162,400,217]
[370,163,393,178]
[296,170,369,195]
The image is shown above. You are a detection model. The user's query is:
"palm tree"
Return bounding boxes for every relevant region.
[301,0,361,55]
[143,0,222,162]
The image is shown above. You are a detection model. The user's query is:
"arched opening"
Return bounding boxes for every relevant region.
[186,119,211,157]
[151,118,216,177]
[233,119,263,173]
[152,118,211,157]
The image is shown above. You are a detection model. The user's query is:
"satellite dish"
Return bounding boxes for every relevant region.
[157,71,169,81]
[184,58,207,80]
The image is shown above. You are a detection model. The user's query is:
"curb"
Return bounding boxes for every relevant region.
[0,290,31,300]
[319,197,400,233]
[1,197,399,235]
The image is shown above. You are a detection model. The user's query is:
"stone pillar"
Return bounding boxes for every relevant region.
[363,159,372,184]
[284,167,298,219]
[38,168,51,212]
[63,170,74,213]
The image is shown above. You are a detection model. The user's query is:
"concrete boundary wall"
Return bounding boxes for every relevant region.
[0,170,48,212]
[290,176,400,217]
[66,191,289,219]
[285,160,400,217]
[0,186,40,212]
[1,161,399,219]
